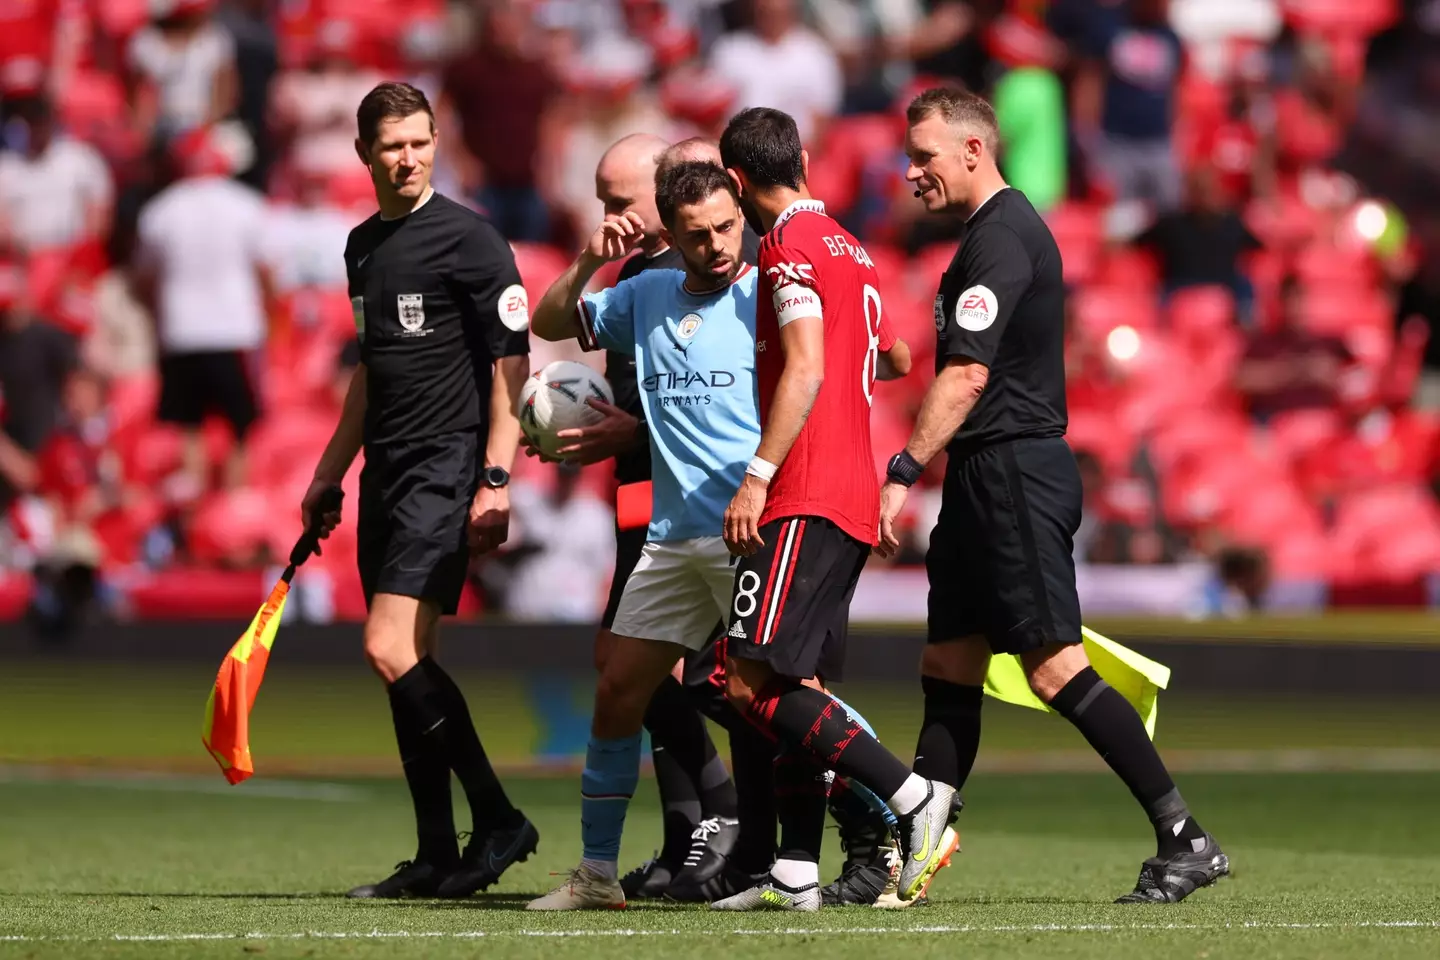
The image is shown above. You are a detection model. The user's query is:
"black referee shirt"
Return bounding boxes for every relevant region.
[933,187,1067,457]
[606,226,760,484]
[346,192,530,446]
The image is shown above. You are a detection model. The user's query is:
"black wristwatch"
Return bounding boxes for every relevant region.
[482,466,510,489]
[886,451,924,488]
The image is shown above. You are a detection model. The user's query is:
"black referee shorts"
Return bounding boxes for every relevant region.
[726,515,867,682]
[927,437,1083,654]
[357,430,480,616]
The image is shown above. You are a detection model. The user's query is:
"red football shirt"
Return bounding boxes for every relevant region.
[755,199,896,545]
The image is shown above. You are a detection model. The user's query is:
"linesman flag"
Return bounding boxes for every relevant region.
[202,486,343,784]
[984,627,1172,739]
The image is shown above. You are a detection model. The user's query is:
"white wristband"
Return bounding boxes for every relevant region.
[746,456,778,482]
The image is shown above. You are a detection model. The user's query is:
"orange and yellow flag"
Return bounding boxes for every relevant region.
[201,581,291,784]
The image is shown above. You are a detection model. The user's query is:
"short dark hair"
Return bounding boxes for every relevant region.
[906,87,1000,155]
[719,107,805,190]
[655,161,740,228]
[356,82,435,147]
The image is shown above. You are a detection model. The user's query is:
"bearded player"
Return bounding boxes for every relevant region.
[712,107,956,911]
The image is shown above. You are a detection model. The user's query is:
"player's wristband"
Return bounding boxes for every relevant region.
[746,456,778,483]
[886,451,924,488]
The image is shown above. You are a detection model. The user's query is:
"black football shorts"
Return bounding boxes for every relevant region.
[926,437,1083,653]
[357,430,480,616]
[725,515,868,682]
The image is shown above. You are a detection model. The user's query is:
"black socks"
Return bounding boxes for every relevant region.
[1051,667,1205,857]
[389,659,521,853]
[773,748,830,865]
[913,676,984,792]
[752,680,911,801]
[387,668,456,865]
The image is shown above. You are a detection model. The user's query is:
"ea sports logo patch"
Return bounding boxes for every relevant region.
[397,293,425,332]
[677,313,703,340]
[954,284,998,332]
[498,283,529,331]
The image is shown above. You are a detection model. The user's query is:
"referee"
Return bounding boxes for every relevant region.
[877,88,1229,904]
[303,82,536,900]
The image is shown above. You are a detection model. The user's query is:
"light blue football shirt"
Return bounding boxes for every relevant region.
[578,264,760,542]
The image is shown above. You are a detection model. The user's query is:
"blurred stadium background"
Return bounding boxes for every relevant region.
[2,0,1440,771]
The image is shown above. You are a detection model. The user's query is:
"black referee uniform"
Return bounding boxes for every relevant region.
[345,192,530,613]
[926,187,1082,652]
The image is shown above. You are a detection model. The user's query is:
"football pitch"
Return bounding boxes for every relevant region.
[3,662,1440,958]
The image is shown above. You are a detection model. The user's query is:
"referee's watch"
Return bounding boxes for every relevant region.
[886,451,924,488]
[482,466,510,489]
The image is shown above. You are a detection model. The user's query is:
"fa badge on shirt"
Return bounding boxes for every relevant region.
[398,293,425,333]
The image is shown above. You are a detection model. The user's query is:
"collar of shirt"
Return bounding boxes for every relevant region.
[772,197,827,230]
[966,185,1011,223]
[380,185,436,221]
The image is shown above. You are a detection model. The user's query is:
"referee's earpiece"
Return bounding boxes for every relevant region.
[914,189,923,198]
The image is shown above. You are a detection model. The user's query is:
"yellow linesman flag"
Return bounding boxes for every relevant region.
[983,627,1172,738]
[201,581,291,784]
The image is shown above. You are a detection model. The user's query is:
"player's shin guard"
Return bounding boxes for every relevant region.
[580,734,643,878]
[913,677,984,793]
[1051,667,1206,857]
[419,657,520,834]
[387,666,457,864]
[747,678,913,804]
[828,694,898,831]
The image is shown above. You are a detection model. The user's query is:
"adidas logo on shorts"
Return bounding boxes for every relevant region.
[728,621,748,640]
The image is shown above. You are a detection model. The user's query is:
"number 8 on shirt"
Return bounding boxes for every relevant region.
[725,199,896,682]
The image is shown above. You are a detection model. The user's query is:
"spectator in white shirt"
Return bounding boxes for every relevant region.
[261,165,352,295]
[0,91,113,253]
[126,0,239,145]
[131,126,272,494]
[709,0,843,143]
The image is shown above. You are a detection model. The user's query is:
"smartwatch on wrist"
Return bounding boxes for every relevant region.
[482,466,510,489]
[886,451,923,488]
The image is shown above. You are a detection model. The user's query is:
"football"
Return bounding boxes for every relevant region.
[517,360,616,459]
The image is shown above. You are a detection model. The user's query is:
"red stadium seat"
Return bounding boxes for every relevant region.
[1293,243,1377,289]
[122,568,267,620]
[1297,286,1389,337]
[1071,286,1159,339]
[1166,286,1235,337]
[1281,0,1399,37]
[188,487,282,567]
[107,373,159,437]
[246,412,340,486]
[1245,194,1321,251]
[1065,408,1136,476]
[511,243,571,303]
[1094,247,1160,294]
[1044,203,1103,286]
[1264,408,1345,462]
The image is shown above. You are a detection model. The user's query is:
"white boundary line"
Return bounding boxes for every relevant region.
[3,921,1438,943]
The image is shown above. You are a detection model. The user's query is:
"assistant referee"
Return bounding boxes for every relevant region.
[877,88,1229,904]
[303,82,536,900]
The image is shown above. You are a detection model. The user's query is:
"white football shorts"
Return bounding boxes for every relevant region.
[609,536,735,649]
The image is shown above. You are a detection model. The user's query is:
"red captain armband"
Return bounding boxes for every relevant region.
[616,481,653,531]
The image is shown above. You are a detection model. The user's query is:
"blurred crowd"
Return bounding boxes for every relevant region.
[2,0,1440,631]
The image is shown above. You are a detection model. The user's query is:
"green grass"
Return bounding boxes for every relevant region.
[3,662,1440,957]
[2,773,1439,959]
